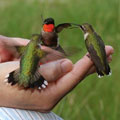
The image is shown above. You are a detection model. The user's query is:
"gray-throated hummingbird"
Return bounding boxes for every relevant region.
[77,23,111,77]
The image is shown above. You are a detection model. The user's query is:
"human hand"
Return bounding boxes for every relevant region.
[0,35,114,112]
[0,35,66,64]
[0,35,29,62]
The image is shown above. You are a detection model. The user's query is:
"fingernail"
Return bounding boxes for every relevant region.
[61,59,73,73]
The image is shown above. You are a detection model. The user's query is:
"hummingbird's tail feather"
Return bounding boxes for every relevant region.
[105,64,111,76]
[29,75,48,89]
[96,68,104,78]
[5,69,20,86]
[28,71,44,88]
[19,70,48,89]
[5,69,48,89]
[96,64,111,78]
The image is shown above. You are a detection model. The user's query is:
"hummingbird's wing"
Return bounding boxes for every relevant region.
[15,46,27,56]
[55,23,72,33]
[95,32,111,75]
[94,33,105,52]
[85,36,105,77]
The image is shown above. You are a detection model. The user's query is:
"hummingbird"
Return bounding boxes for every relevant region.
[76,23,111,77]
[40,17,74,55]
[4,34,56,89]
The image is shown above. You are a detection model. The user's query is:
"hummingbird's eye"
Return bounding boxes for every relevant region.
[83,26,86,31]
[81,25,86,31]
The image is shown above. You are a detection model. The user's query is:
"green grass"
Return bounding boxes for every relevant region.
[0,0,120,119]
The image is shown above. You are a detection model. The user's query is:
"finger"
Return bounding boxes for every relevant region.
[11,37,29,46]
[0,59,73,83]
[108,55,112,62]
[0,46,19,63]
[39,59,73,82]
[55,55,93,96]
[0,35,29,46]
[105,45,114,56]
[0,61,19,78]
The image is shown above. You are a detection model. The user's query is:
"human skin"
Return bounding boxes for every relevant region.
[0,35,114,112]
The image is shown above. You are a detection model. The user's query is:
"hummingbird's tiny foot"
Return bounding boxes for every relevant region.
[42,84,46,89]
[44,80,48,86]
[4,79,8,83]
[38,87,41,90]
[5,74,9,79]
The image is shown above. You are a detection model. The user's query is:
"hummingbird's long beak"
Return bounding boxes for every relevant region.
[71,23,84,30]
[79,25,84,31]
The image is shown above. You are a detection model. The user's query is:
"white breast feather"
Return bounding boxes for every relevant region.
[84,32,89,40]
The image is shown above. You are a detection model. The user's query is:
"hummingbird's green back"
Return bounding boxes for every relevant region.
[18,35,45,87]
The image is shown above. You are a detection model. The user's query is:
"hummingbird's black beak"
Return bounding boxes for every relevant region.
[79,25,84,31]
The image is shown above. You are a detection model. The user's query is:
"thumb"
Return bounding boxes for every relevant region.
[56,55,93,95]
[39,59,73,82]
[0,59,73,84]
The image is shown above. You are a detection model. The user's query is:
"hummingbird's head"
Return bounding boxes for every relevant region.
[80,23,94,33]
[43,18,55,25]
[43,18,55,32]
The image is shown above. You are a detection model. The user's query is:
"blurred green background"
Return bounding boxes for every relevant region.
[0,0,119,119]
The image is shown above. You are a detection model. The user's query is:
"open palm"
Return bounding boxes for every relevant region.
[0,36,114,112]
